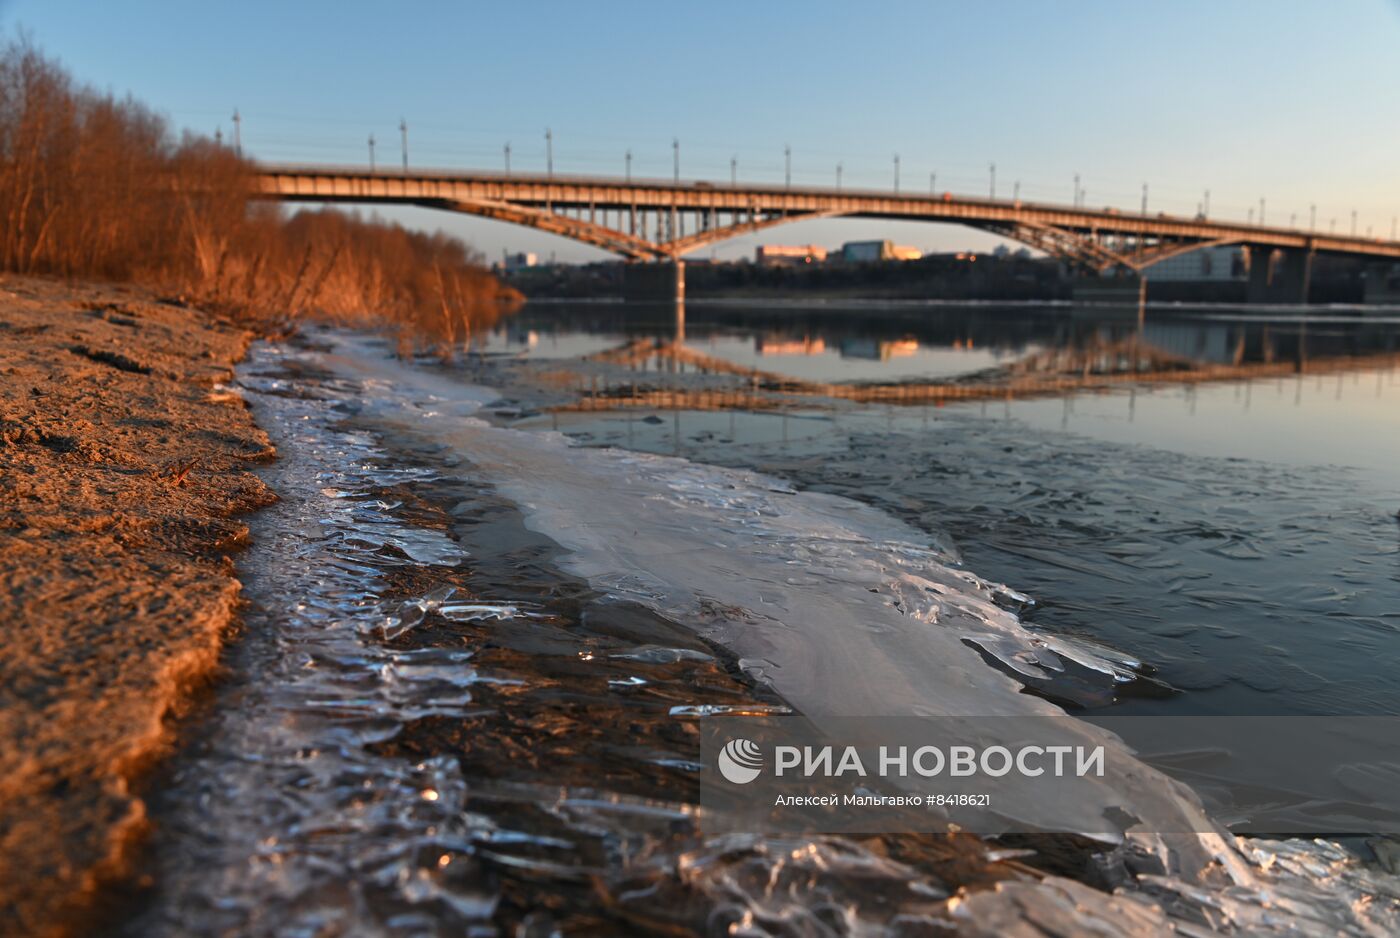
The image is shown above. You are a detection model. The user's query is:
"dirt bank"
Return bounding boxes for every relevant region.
[0,277,277,936]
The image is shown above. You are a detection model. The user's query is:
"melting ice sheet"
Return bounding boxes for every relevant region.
[305,331,1400,935]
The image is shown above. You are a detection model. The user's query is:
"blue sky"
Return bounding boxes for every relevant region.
[5,0,1399,261]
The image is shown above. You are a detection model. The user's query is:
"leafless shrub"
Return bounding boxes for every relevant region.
[0,36,521,352]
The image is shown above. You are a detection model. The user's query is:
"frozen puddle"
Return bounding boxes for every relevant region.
[131,333,1400,936]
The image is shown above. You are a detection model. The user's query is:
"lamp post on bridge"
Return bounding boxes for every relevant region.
[1074,173,1080,207]
[672,138,679,183]
[625,149,631,182]
[1351,209,1357,237]
[785,144,791,190]
[836,162,842,191]
[1259,197,1265,226]
[399,118,408,173]
[368,134,375,172]
[1013,180,1020,203]
[1204,189,1210,218]
[545,128,553,179]
[730,156,736,186]
[1141,183,1148,216]
[929,171,936,195]
[503,142,510,177]
[232,108,241,156]
[1310,204,1316,232]
[893,154,900,193]
[989,162,996,199]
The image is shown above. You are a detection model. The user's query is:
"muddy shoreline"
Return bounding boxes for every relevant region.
[0,277,276,935]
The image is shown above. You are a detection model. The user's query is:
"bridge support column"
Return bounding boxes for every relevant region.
[1247,246,1313,304]
[1075,271,1142,305]
[1246,245,1275,304]
[622,259,685,304]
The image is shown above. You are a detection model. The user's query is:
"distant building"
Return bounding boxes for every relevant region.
[756,244,827,266]
[840,239,921,262]
[502,251,538,272]
[1145,245,1245,282]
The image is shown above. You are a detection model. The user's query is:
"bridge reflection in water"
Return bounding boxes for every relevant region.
[479,301,1400,415]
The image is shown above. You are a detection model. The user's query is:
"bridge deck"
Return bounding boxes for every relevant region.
[253,164,1400,270]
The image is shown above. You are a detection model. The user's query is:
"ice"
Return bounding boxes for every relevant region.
[307,330,1400,935]
[125,343,517,936]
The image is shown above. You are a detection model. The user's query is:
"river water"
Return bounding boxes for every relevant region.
[121,300,1400,936]
[501,301,1400,718]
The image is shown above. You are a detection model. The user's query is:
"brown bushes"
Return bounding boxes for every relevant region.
[0,36,519,351]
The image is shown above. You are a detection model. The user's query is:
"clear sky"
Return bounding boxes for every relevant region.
[4,0,1398,262]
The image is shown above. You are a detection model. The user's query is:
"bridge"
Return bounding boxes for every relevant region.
[254,164,1400,303]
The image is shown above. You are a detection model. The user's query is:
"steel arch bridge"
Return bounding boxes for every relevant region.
[254,164,1400,288]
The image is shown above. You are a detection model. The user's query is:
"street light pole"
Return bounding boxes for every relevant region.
[625,149,631,182]
[368,133,375,171]
[672,138,679,183]
[1310,204,1316,231]
[893,153,900,193]
[504,142,510,176]
[399,118,408,172]
[545,128,553,179]
[836,161,842,191]
[929,171,936,195]
[730,156,736,186]
[785,144,791,189]
[989,162,996,199]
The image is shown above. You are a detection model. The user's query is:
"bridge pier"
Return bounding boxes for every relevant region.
[622,259,685,304]
[1247,245,1313,304]
[1070,272,1144,317]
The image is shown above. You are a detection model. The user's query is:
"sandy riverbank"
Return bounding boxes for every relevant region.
[0,278,277,935]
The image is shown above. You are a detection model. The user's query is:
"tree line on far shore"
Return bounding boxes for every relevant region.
[0,36,520,350]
